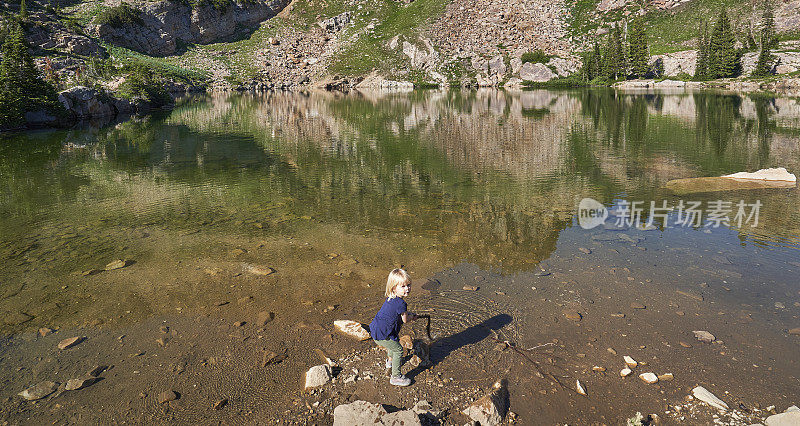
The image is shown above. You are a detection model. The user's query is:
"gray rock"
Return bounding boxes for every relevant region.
[58,86,116,119]
[333,400,387,426]
[304,364,332,389]
[18,381,59,400]
[766,407,800,426]
[488,55,506,76]
[58,336,85,350]
[519,62,556,82]
[158,390,178,403]
[317,12,351,32]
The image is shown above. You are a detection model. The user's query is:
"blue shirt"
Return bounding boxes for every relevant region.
[369,297,407,341]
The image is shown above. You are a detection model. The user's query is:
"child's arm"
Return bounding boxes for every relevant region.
[401,312,418,323]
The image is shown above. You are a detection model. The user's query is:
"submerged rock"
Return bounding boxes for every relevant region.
[105,259,129,270]
[256,311,275,326]
[693,330,716,343]
[18,381,59,400]
[639,372,658,384]
[333,320,371,340]
[58,336,85,350]
[65,377,100,391]
[692,386,728,411]
[158,390,178,404]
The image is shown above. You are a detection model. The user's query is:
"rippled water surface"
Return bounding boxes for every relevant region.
[2,89,800,331]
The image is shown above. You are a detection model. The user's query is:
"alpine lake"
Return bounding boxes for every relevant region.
[1,89,799,424]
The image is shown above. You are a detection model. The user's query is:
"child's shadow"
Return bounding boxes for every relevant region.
[405,313,512,380]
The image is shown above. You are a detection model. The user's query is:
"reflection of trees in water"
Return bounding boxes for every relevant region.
[4,90,800,268]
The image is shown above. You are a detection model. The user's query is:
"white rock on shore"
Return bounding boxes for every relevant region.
[692,386,729,411]
[304,364,332,389]
[333,320,371,341]
[765,405,800,426]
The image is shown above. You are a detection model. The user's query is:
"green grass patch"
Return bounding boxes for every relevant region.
[521,49,551,64]
[105,44,209,84]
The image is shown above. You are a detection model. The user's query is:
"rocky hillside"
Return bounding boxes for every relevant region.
[4,0,800,92]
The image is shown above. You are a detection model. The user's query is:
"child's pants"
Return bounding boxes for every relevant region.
[374,338,402,377]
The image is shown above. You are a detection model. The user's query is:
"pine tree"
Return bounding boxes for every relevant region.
[603,25,626,80]
[694,21,709,80]
[753,1,778,76]
[628,17,649,79]
[20,0,28,21]
[761,1,777,50]
[708,9,739,79]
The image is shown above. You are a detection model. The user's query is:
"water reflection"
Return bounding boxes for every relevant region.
[1,89,799,282]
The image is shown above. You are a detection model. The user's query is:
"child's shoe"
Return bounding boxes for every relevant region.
[389,375,411,386]
[385,358,392,369]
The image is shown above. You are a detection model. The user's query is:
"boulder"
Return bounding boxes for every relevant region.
[519,62,556,82]
[18,381,59,400]
[58,86,116,119]
[304,364,332,389]
[333,400,387,426]
[333,320,371,340]
[462,380,508,426]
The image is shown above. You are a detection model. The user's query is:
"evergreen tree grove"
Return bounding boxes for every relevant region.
[603,25,626,80]
[0,21,61,129]
[628,17,649,79]
[753,1,778,76]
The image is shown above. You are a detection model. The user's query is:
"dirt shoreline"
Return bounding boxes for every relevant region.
[3,229,799,424]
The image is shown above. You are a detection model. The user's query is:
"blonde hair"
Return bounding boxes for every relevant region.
[385,268,411,299]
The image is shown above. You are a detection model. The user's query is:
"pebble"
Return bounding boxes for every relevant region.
[676,290,704,302]
[692,386,729,411]
[578,247,591,254]
[563,310,582,321]
[676,311,685,316]
[620,368,632,377]
[630,303,646,309]
[679,341,692,348]
[789,328,800,335]
[87,365,108,377]
[576,379,587,396]
[592,366,606,372]
[213,399,228,410]
[639,372,658,384]
[38,327,54,337]
[237,296,254,305]
[607,347,617,355]
[657,373,674,381]
[623,356,637,368]
[58,336,85,350]
[233,321,244,327]
[158,390,178,404]
[462,285,479,291]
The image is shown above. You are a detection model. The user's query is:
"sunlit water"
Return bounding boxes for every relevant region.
[1,89,799,332]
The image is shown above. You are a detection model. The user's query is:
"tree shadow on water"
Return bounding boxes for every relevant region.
[405,313,512,380]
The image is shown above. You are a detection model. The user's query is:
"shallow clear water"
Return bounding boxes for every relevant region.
[1,89,799,331]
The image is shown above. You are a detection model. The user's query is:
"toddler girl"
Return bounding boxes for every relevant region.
[369,268,418,386]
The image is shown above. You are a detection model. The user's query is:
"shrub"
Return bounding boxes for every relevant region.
[191,0,234,12]
[121,65,172,107]
[95,4,143,28]
[521,49,550,64]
